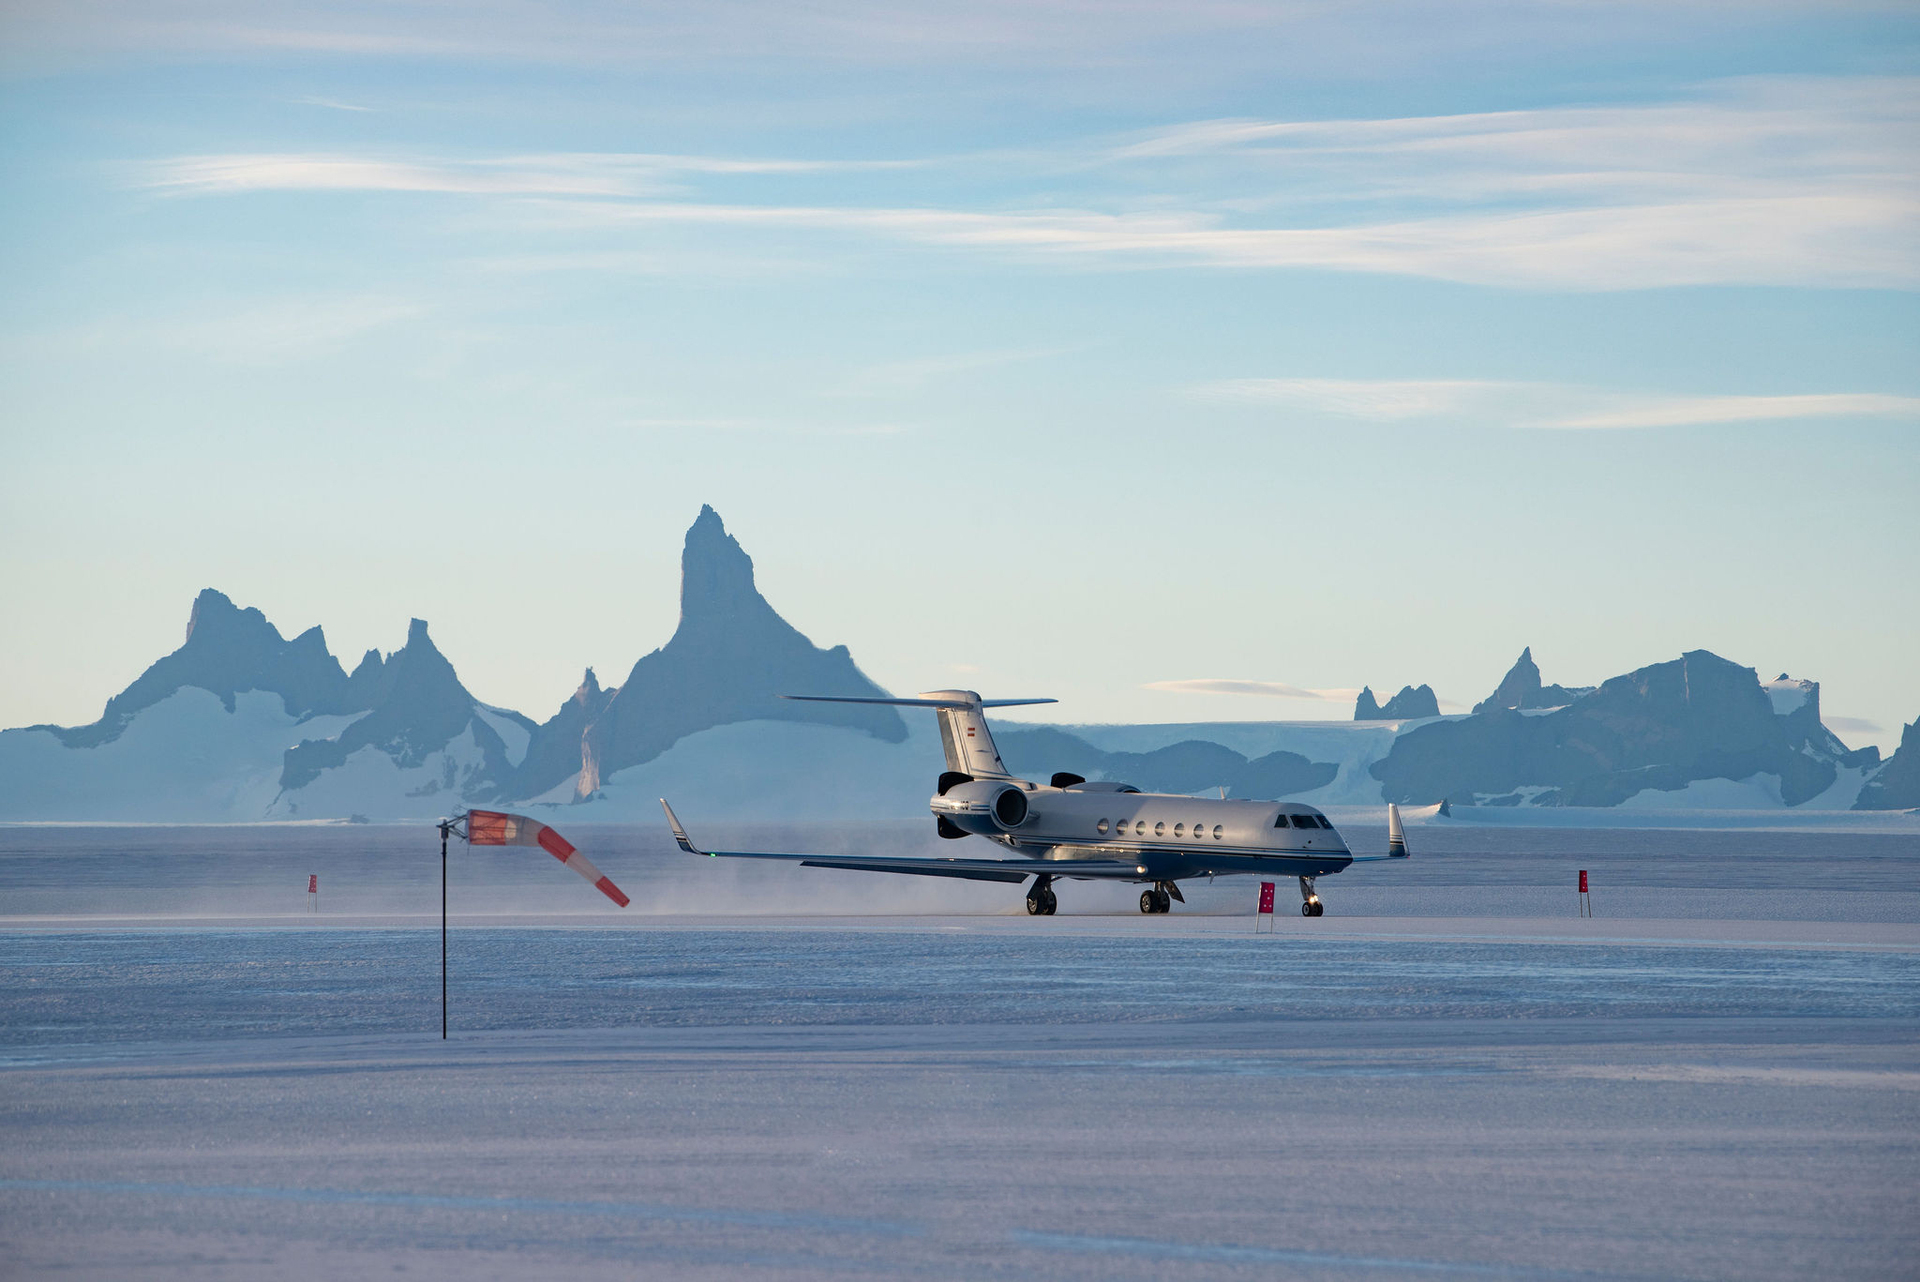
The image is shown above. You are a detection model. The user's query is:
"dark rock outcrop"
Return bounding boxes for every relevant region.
[1355,684,1439,720]
[1375,649,1846,807]
[41,589,363,747]
[501,506,905,801]
[1769,676,1880,771]
[999,728,1337,800]
[1472,647,1592,714]
[280,619,528,794]
[1855,719,1920,810]
[511,668,619,801]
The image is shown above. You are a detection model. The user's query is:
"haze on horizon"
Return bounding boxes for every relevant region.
[1,1,1915,751]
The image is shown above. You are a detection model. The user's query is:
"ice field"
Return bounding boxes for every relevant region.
[2,821,1917,1279]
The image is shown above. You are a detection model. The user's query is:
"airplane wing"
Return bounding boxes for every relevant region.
[660,800,1147,884]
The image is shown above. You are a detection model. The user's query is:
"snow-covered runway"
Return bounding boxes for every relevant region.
[3,912,1917,1281]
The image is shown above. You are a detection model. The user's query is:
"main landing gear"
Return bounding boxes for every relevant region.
[1138,881,1184,914]
[1299,875,1325,917]
[1026,875,1057,916]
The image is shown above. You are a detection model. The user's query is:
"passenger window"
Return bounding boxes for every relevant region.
[1135,820,1147,836]
[1096,819,1108,834]
[1154,822,1165,836]
[1211,825,1222,839]
[1174,823,1185,837]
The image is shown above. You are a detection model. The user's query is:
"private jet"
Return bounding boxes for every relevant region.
[660,689,1408,916]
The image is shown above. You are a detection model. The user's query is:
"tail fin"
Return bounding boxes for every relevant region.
[780,689,1053,779]
[1387,803,1409,857]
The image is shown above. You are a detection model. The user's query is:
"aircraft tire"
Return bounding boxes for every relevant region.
[1140,891,1156,914]
[1026,892,1046,915]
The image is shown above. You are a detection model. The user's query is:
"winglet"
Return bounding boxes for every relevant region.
[1387,803,1409,857]
[659,799,706,855]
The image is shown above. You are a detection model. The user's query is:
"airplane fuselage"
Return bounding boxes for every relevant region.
[933,779,1353,882]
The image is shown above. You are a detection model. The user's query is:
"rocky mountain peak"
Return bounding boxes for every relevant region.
[678,505,782,638]
[279,616,494,792]
[499,505,907,801]
[1355,684,1440,721]
[1474,646,1592,714]
[181,588,280,653]
[1856,718,1920,809]
[1474,648,1542,714]
[48,588,356,747]
[1354,687,1383,720]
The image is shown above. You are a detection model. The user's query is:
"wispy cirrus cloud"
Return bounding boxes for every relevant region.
[1144,679,1360,702]
[143,151,916,198]
[1198,379,1920,430]
[135,78,1920,291]
[508,190,1920,290]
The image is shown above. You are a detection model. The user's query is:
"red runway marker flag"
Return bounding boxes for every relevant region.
[463,811,630,907]
[1257,881,1276,915]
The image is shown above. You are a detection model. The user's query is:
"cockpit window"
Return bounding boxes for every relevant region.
[1317,815,1335,829]
[1290,814,1317,828]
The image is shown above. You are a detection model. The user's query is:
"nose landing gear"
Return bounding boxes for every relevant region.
[1299,875,1325,917]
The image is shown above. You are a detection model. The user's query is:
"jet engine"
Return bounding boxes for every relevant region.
[929,778,1030,835]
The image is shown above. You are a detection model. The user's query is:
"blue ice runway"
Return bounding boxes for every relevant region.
[1,917,1917,1280]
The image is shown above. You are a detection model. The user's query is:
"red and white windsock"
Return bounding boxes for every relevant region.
[462,810,630,907]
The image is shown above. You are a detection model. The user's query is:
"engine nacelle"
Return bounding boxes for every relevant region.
[929,779,1029,835]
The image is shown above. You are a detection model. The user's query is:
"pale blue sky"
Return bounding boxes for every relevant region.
[2,2,1916,749]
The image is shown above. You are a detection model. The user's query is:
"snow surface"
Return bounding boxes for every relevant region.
[1618,771,1787,809]
[3,913,1916,1278]
[263,723,496,822]
[0,690,356,823]
[473,705,531,768]
[1763,675,1815,716]
[2,827,1917,1278]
